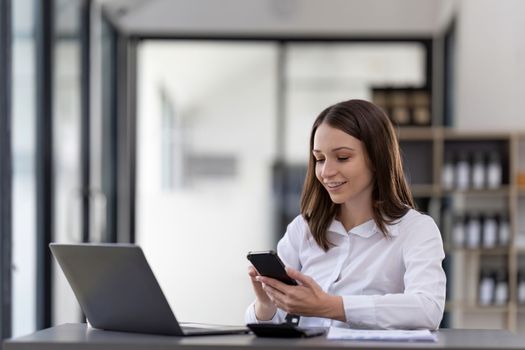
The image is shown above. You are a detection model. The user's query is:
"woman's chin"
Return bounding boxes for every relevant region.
[328,194,348,204]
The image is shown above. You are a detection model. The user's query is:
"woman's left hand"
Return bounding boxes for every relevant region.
[256,267,345,321]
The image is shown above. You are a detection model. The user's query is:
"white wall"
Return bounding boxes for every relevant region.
[454,0,525,130]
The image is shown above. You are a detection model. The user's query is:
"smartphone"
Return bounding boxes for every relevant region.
[247,250,297,285]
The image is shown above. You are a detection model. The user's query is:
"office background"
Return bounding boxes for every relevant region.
[1,0,525,346]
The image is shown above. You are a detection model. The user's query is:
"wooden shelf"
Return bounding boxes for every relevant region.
[398,127,513,141]
[443,129,511,140]
[410,184,508,197]
[515,246,525,254]
[445,247,510,255]
[442,186,511,196]
[398,127,436,140]
[463,305,509,313]
[445,301,510,313]
[410,186,511,197]
[410,184,437,197]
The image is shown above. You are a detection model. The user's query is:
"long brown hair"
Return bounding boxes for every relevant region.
[300,99,414,251]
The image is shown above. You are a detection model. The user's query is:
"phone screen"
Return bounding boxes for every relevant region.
[247,250,297,285]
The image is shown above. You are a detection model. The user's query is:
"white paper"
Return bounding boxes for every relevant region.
[327,327,437,342]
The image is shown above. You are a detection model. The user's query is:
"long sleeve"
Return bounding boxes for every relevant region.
[244,301,287,324]
[343,215,446,329]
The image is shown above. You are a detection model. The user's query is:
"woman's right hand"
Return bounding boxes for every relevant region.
[248,266,277,320]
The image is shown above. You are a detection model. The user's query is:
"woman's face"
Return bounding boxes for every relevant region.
[313,122,373,205]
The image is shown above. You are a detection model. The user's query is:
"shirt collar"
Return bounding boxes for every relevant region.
[327,218,399,238]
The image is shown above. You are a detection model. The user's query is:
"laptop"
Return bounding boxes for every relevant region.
[49,243,249,336]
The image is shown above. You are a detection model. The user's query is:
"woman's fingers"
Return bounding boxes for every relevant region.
[261,282,287,307]
[250,266,327,316]
[286,267,316,288]
[256,275,291,294]
[248,266,261,281]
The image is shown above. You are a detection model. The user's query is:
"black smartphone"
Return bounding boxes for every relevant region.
[247,250,297,285]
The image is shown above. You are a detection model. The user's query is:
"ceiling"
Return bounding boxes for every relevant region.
[98,0,446,38]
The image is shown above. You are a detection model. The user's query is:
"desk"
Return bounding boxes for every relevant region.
[4,323,525,350]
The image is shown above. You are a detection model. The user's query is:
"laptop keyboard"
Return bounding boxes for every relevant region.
[181,325,249,335]
[182,326,217,333]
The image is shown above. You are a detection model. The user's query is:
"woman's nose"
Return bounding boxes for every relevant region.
[321,160,337,178]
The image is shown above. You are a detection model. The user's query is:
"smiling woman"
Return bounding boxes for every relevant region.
[303,100,414,251]
[246,99,446,330]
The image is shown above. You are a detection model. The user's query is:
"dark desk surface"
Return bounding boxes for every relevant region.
[4,323,525,350]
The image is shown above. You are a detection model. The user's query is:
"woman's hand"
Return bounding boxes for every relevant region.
[256,267,346,322]
[248,266,277,320]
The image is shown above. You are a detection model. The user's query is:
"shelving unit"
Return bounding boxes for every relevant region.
[399,128,525,332]
[516,136,525,332]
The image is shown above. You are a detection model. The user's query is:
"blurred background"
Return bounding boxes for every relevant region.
[1,0,525,343]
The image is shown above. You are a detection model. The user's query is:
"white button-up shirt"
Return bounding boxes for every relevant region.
[245,209,446,329]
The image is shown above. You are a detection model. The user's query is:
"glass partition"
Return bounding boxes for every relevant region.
[51,0,83,326]
[11,0,37,337]
[136,41,278,325]
[284,42,427,163]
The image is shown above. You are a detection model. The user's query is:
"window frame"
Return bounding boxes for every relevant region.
[0,0,13,342]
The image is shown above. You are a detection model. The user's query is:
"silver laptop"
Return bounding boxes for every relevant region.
[49,243,249,336]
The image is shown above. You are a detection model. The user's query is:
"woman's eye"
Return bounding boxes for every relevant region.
[337,157,349,161]
[315,159,325,163]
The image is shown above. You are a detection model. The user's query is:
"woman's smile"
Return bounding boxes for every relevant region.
[324,181,348,191]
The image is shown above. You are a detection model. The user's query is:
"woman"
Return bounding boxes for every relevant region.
[245,99,446,330]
